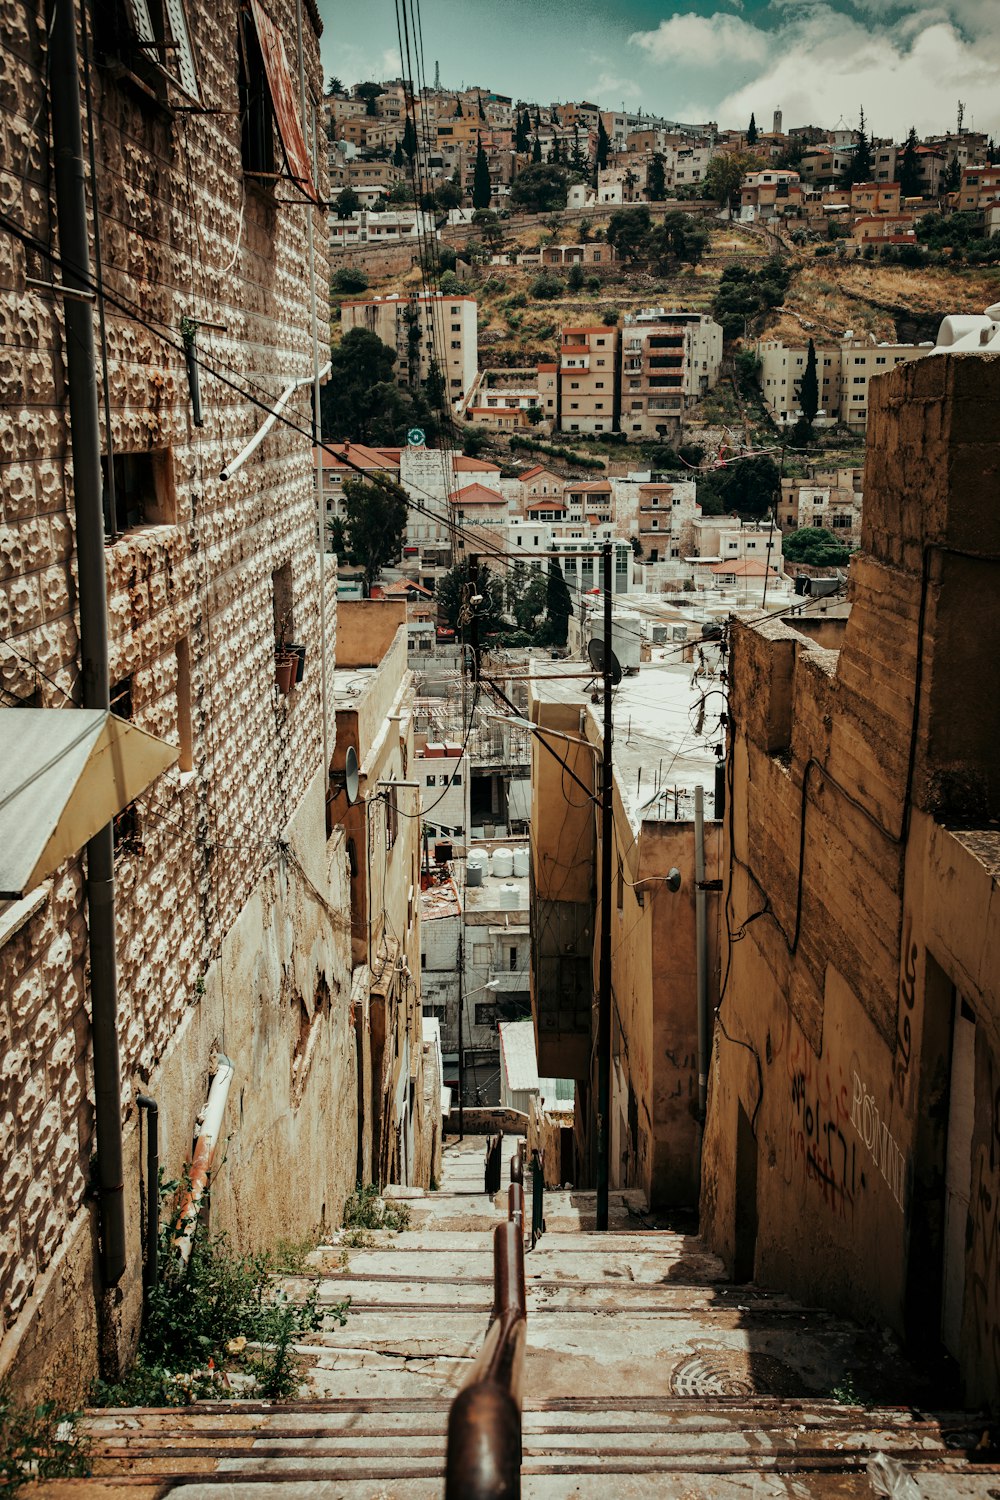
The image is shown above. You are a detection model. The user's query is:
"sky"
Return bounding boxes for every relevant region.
[317,0,1000,140]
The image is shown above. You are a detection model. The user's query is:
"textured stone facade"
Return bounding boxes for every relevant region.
[0,0,373,1398]
[701,355,1000,1405]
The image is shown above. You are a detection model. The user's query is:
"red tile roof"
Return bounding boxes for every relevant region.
[453,456,501,473]
[317,443,400,471]
[448,482,506,505]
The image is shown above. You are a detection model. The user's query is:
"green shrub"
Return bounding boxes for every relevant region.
[331,266,369,294]
[0,1385,89,1492]
[529,274,563,300]
[343,1184,412,1234]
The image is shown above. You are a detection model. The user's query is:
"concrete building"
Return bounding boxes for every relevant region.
[702,353,1000,1406]
[529,653,724,1205]
[557,325,621,435]
[759,336,929,430]
[779,469,864,544]
[340,293,479,405]
[739,169,804,221]
[620,310,724,440]
[0,0,442,1404]
[330,602,433,1190]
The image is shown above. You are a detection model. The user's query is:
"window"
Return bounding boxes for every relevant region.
[453,773,462,785]
[425,774,436,787]
[98,0,200,102]
[450,340,461,349]
[238,7,274,177]
[102,450,174,532]
[473,943,491,964]
[451,322,461,331]
[596,359,605,367]
[475,1003,498,1028]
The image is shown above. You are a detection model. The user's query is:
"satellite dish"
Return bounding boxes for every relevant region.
[587,636,623,687]
[330,744,360,807]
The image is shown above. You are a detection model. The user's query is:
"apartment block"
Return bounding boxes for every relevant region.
[620,311,724,440]
[341,293,479,404]
[759,336,928,430]
[779,469,864,543]
[558,325,620,435]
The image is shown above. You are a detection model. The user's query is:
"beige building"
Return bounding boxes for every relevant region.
[529,657,723,1205]
[0,0,384,1402]
[779,469,864,544]
[621,310,723,440]
[558,325,620,435]
[702,353,1000,1406]
[330,603,436,1189]
[341,293,479,405]
[759,336,928,430]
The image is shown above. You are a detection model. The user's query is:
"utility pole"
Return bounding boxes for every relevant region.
[596,541,613,1231]
[468,554,480,683]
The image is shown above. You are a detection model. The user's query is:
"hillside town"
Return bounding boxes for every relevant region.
[1,2,1000,1496]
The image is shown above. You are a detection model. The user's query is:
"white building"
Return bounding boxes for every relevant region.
[340,292,480,406]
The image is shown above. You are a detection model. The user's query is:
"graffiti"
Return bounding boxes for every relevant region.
[787,1061,856,1220]
[663,1048,696,1100]
[893,920,919,1109]
[849,1072,906,1210]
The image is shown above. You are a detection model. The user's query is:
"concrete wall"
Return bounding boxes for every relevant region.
[701,354,1000,1405]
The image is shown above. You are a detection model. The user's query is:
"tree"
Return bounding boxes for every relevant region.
[782,526,850,567]
[540,556,573,646]
[391,139,405,169]
[472,207,504,250]
[596,117,610,172]
[355,82,384,118]
[511,565,548,631]
[478,92,487,122]
[387,178,415,204]
[845,108,872,186]
[644,210,707,270]
[321,329,440,447]
[747,112,758,146]
[646,152,666,202]
[703,151,762,215]
[531,135,543,165]
[402,116,417,161]
[697,454,780,520]
[326,75,344,97]
[606,206,651,261]
[798,338,819,427]
[331,265,368,294]
[509,163,569,213]
[897,126,921,197]
[342,476,408,594]
[567,261,585,291]
[945,155,962,193]
[334,186,361,219]
[514,110,529,153]
[472,136,492,210]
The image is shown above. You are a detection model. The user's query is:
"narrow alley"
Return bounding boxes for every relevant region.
[34,1137,1000,1498]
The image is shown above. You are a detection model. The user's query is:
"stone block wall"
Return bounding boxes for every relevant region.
[0,0,361,1397]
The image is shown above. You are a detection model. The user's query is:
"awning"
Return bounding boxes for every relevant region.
[249,0,320,204]
[0,709,179,899]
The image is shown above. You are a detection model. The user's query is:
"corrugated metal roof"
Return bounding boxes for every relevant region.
[499,1020,540,1094]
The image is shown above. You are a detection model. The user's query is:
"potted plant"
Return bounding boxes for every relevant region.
[275,612,297,696]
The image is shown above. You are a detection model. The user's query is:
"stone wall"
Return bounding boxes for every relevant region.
[700,354,1000,1404]
[0,0,363,1400]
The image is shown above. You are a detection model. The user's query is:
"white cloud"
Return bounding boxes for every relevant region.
[629,13,770,68]
[630,4,1000,136]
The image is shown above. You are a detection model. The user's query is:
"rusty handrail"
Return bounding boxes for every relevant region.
[530,1148,545,1249]
[445,1153,527,1500]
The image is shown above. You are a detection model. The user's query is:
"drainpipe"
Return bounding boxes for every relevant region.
[173,1053,234,1265]
[136,1096,159,1299]
[695,785,709,1125]
[50,0,126,1285]
[218,367,330,481]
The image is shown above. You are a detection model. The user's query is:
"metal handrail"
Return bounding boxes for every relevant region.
[445,1153,527,1500]
[530,1148,545,1249]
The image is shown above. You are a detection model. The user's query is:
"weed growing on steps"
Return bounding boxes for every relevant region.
[93,1182,349,1408]
[830,1373,863,1406]
[0,1383,90,1491]
[341,1184,412,1247]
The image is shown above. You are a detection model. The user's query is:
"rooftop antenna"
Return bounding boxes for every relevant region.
[434,59,441,90]
[957,100,965,134]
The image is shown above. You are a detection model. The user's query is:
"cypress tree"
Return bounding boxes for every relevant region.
[472,135,492,209]
[532,135,542,165]
[747,112,758,146]
[799,338,819,428]
[596,116,611,171]
[543,556,572,646]
[402,116,417,160]
[897,126,921,197]
[478,92,487,122]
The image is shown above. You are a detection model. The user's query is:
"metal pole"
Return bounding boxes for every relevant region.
[50,0,126,1286]
[596,541,613,1230]
[468,554,480,683]
[136,1095,159,1301]
[457,935,465,1140]
[695,785,709,1123]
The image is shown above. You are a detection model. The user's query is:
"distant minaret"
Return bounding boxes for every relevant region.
[434,59,441,91]
[773,107,783,135]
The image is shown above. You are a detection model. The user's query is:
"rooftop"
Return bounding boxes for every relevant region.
[420,876,463,923]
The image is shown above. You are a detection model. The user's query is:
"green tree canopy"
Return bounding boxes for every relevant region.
[746,112,758,146]
[782,526,850,567]
[509,163,569,213]
[897,127,921,197]
[402,116,417,160]
[540,556,573,646]
[697,454,780,520]
[321,329,440,446]
[703,151,763,213]
[531,135,543,165]
[596,117,611,171]
[342,476,409,594]
[644,211,708,271]
[334,186,361,219]
[436,561,505,637]
[845,109,873,185]
[326,75,344,96]
[646,152,666,201]
[355,82,384,118]
[606,206,652,260]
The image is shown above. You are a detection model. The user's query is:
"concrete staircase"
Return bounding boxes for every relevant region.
[32,1138,1000,1497]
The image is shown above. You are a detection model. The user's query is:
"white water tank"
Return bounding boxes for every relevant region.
[498,882,521,910]
[492,848,514,879]
[512,847,529,877]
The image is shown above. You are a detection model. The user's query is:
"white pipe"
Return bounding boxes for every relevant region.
[173,1052,235,1265]
[219,366,331,481]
